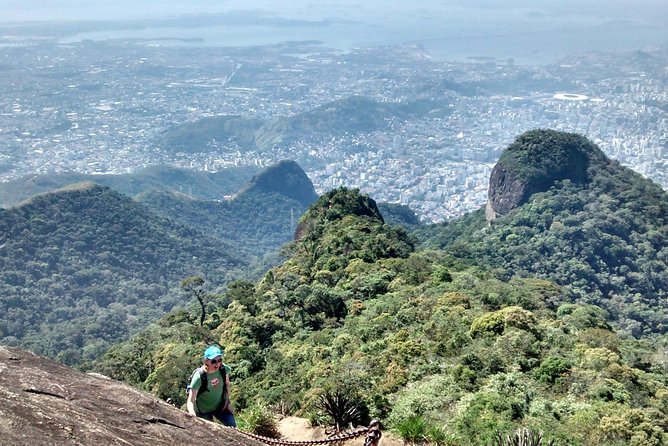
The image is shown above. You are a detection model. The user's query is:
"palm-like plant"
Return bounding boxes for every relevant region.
[315,388,365,433]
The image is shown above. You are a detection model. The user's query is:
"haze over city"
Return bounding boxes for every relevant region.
[2,1,667,64]
[1,0,667,222]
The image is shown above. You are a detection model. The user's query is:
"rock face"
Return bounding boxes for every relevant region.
[486,129,607,221]
[0,346,261,446]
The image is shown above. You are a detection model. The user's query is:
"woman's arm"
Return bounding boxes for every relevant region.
[186,388,199,416]
[223,373,232,412]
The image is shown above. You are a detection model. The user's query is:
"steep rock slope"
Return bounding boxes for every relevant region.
[0,346,260,446]
[486,129,608,220]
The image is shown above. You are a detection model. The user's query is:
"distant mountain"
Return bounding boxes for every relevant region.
[138,160,318,258]
[0,164,259,207]
[0,183,246,363]
[254,96,408,149]
[158,95,450,154]
[236,160,318,206]
[158,115,264,153]
[418,129,668,336]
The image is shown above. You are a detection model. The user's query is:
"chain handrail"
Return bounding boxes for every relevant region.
[233,420,381,446]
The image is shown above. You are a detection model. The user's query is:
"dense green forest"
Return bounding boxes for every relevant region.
[5,129,668,444]
[0,183,246,363]
[419,130,668,337]
[99,185,668,446]
[0,159,414,366]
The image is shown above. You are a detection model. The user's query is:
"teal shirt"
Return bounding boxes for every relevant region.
[189,364,231,413]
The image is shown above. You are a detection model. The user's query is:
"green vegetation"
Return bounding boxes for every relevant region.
[0,160,321,363]
[97,187,668,446]
[0,183,245,364]
[0,164,259,207]
[421,130,668,336]
[139,160,317,259]
[5,130,668,444]
[237,404,282,438]
[377,202,422,229]
[494,129,606,186]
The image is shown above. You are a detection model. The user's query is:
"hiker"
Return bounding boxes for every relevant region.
[186,345,237,427]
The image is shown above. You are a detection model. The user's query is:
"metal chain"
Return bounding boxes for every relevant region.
[233,420,381,446]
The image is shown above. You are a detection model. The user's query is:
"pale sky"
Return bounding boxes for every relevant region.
[1,0,667,25]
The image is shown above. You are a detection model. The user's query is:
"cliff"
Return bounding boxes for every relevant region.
[485,129,608,221]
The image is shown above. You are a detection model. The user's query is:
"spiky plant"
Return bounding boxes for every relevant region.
[490,428,554,446]
[395,415,428,444]
[315,388,364,433]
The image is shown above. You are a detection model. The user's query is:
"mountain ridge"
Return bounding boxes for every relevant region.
[138,160,319,259]
[0,164,259,207]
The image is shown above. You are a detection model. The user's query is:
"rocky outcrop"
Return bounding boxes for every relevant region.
[0,346,261,446]
[486,129,607,221]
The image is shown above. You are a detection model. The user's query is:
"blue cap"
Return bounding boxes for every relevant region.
[204,345,223,360]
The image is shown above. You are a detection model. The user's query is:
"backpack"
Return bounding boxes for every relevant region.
[186,366,209,397]
[186,365,226,399]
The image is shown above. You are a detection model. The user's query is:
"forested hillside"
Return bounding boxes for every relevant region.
[0,183,246,363]
[0,164,259,207]
[418,130,668,336]
[6,130,668,445]
[138,160,318,258]
[99,187,668,446]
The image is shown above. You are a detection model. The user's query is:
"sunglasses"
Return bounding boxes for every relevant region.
[209,358,221,365]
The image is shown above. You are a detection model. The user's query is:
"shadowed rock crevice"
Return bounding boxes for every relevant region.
[23,388,67,399]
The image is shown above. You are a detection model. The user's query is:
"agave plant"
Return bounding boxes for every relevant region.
[315,388,365,433]
[491,428,554,446]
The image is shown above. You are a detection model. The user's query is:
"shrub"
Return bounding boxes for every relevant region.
[426,424,460,446]
[237,404,282,438]
[534,357,572,385]
[395,415,428,444]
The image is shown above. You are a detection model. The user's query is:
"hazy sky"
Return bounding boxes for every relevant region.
[2,1,666,64]
[1,0,667,25]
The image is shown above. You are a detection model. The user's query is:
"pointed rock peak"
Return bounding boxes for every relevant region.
[486,129,608,221]
[238,160,317,206]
